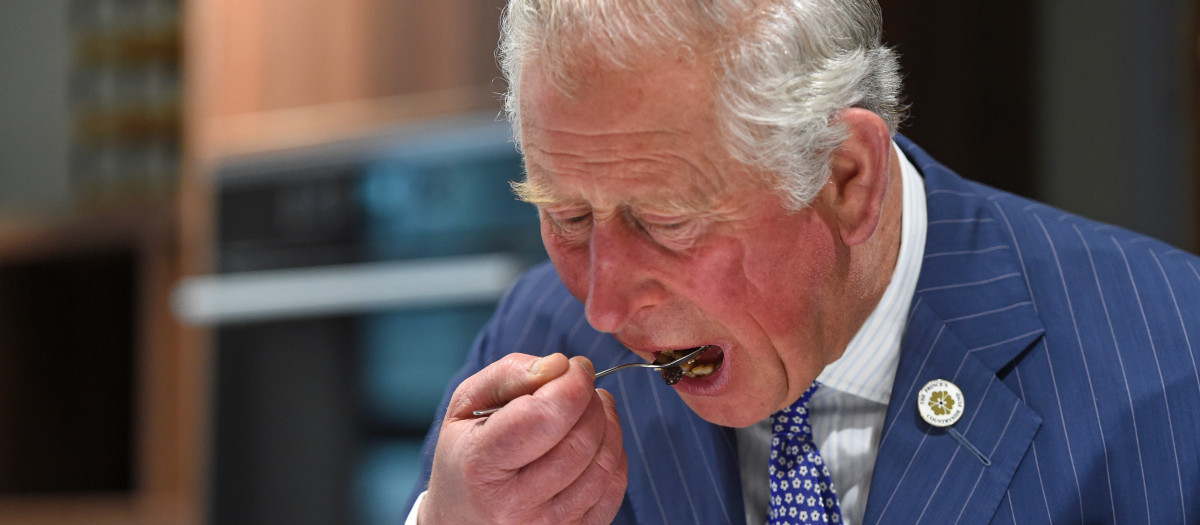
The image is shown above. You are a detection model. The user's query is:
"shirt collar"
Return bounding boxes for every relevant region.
[815,140,927,404]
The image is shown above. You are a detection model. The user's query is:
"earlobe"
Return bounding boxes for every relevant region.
[827,108,893,247]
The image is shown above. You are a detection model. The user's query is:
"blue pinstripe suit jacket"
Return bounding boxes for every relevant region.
[408,136,1200,523]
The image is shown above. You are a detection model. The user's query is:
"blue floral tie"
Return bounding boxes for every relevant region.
[768,382,843,524]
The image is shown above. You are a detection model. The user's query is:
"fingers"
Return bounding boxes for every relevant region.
[423,354,628,525]
[551,388,629,525]
[514,383,611,496]
[475,356,600,471]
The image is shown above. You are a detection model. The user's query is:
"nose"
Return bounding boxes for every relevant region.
[583,217,665,333]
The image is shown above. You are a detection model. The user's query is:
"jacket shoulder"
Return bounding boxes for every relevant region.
[479,261,609,361]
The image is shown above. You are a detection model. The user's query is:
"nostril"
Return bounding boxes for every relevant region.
[583,274,646,334]
[583,298,631,335]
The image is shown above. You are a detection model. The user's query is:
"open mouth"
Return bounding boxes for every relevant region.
[653,346,725,385]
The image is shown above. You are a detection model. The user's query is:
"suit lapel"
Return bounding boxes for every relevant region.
[865,302,1043,523]
[863,138,1045,524]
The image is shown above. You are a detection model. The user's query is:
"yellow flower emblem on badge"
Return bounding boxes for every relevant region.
[917,379,965,427]
[928,390,955,416]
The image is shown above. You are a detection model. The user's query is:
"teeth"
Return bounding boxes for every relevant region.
[655,347,720,380]
[687,363,715,377]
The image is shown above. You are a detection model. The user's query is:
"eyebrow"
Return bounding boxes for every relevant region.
[510,175,558,206]
[512,173,720,217]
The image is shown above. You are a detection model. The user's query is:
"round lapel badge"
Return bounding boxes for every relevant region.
[917,379,964,427]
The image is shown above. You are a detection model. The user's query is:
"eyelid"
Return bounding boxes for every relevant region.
[636,208,702,226]
[542,207,593,242]
[544,207,592,223]
[637,213,704,249]
[639,213,689,226]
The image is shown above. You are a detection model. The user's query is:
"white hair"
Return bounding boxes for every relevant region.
[499,0,905,209]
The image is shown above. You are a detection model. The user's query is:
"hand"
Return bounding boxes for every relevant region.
[419,353,628,524]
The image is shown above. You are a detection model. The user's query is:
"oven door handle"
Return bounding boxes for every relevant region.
[172,253,526,324]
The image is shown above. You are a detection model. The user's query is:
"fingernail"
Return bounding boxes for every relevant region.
[573,356,595,375]
[528,356,546,375]
[596,388,615,404]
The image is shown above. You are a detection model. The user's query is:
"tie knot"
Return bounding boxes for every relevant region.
[771,382,820,433]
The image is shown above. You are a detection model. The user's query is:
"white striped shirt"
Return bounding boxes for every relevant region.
[738,141,927,525]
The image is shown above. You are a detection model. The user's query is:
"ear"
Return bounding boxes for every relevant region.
[825,108,894,247]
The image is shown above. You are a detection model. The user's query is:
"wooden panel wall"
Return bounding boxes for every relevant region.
[186,0,508,159]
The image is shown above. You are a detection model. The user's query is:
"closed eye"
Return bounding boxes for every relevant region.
[638,216,702,248]
[643,220,688,234]
[544,210,593,240]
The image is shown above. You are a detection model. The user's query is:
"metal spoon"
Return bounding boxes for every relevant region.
[471,346,709,417]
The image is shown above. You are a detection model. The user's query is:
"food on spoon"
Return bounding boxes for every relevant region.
[659,363,684,385]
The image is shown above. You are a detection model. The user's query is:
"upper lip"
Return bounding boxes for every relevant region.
[625,340,720,361]
[652,344,719,359]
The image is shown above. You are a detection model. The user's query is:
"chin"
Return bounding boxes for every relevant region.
[687,401,770,428]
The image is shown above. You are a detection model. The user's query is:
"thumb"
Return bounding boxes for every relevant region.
[447,353,571,419]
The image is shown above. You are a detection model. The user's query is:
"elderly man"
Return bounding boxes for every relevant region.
[406,0,1200,523]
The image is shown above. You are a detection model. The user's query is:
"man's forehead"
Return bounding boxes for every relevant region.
[519,55,714,129]
[513,58,755,214]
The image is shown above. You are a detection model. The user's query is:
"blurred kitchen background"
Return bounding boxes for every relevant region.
[0,1,1195,524]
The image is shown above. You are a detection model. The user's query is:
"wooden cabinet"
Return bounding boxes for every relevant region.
[0,204,186,525]
[185,0,505,160]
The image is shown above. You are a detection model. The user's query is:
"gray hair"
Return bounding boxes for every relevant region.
[499,0,905,209]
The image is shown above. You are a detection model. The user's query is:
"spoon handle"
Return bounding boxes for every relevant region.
[470,346,707,417]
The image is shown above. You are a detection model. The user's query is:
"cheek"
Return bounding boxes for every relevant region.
[679,243,750,304]
[734,214,842,328]
[541,224,591,301]
[752,230,838,290]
